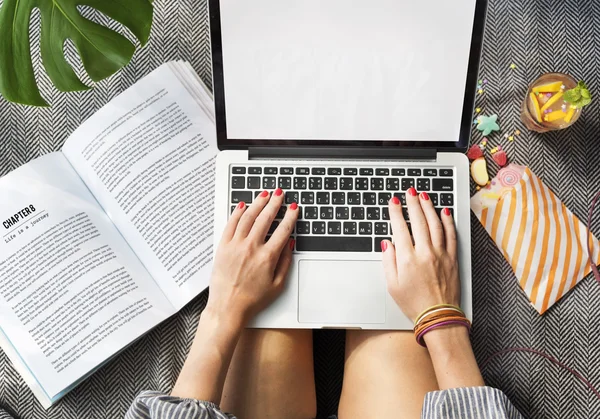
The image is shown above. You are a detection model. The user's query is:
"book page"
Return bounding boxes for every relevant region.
[0,153,175,401]
[63,64,218,309]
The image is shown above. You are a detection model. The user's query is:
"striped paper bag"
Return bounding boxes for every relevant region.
[471,164,600,314]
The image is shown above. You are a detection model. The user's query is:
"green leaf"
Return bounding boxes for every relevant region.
[564,88,582,104]
[581,89,591,99]
[0,0,154,106]
[581,97,592,106]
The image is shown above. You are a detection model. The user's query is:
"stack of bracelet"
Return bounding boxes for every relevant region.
[413,304,471,347]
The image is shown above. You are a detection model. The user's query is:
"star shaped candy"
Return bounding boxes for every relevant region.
[477,114,501,136]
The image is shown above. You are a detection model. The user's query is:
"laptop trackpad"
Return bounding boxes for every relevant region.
[298,260,386,324]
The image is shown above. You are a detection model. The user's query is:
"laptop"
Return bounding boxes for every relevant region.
[210,0,487,329]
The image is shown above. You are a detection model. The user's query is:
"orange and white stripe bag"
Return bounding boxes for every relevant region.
[471,164,600,314]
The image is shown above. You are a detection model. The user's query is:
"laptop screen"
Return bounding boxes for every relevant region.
[216,0,480,144]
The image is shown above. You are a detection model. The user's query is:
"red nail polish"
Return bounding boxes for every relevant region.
[391,196,400,205]
[260,190,269,198]
[380,240,388,252]
[443,208,451,216]
[237,201,245,209]
[275,188,283,196]
[290,202,298,210]
[408,187,417,197]
[290,239,296,250]
[421,192,430,201]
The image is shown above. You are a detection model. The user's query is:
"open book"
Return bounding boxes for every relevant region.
[0,62,218,408]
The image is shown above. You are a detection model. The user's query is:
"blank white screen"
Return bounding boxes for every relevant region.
[219,0,477,141]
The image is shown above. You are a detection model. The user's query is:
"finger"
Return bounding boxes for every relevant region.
[419,192,445,250]
[441,208,458,260]
[249,188,286,240]
[221,201,247,242]
[235,190,271,238]
[405,187,432,248]
[388,196,412,253]
[380,240,400,294]
[266,202,299,253]
[273,238,295,288]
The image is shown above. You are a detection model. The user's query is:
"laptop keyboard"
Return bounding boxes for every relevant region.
[229,165,454,252]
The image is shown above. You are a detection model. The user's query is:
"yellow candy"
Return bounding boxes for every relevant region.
[532,81,564,94]
[540,92,563,113]
[544,109,567,122]
[478,89,484,94]
[508,136,514,141]
[529,92,543,123]
[471,157,489,186]
[564,107,576,123]
[476,108,481,113]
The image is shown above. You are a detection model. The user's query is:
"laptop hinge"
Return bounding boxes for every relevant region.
[248,147,437,161]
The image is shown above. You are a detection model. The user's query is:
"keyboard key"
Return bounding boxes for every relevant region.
[343,222,357,235]
[248,167,262,174]
[382,207,389,220]
[232,167,246,174]
[360,168,374,176]
[231,191,253,204]
[340,177,353,190]
[278,177,292,189]
[301,192,315,204]
[392,168,406,176]
[375,237,392,252]
[347,192,361,205]
[432,179,454,191]
[336,207,349,220]
[351,207,365,220]
[232,176,245,189]
[332,192,346,205]
[358,222,372,235]
[296,236,372,252]
[231,205,236,214]
[386,178,400,190]
[375,222,388,235]
[376,168,390,176]
[276,206,287,219]
[268,221,280,234]
[296,221,311,235]
[285,191,299,204]
[371,178,384,190]
[309,177,322,190]
[328,168,342,175]
[344,168,358,175]
[265,167,278,175]
[324,177,338,190]
[312,167,326,175]
[436,208,454,218]
[429,193,439,206]
[248,176,261,189]
[378,193,392,205]
[305,207,319,219]
[355,178,369,190]
[263,177,276,189]
[320,207,334,219]
[254,191,263,198]
[312,221,326,235]
[401,178,415,190]
[440,169,454,177]
[367,207,380,220]
[280,167,294,175]
[294,177,307,190]
[393,192,407,205]
[440,194,454,206]
[363,193,376,205]
[317,192,330,205]
[296,167,310,175]
[402,207,410,220]
[408,169,421,176]
[417,178,431,191]
[328,222,342,235]
[424,169,437,176]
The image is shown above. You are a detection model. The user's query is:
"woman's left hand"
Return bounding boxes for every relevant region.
[206,188,299,326]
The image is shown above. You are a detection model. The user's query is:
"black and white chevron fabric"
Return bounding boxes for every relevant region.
[1,0,600,418]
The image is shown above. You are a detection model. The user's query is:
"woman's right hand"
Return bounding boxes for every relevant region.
[381,187,460,322]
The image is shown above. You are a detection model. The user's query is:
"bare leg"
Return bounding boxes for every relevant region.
[338,330,439,419]
[220,329,317,419]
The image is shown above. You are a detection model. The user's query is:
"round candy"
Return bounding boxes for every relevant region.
[497,167,520,187]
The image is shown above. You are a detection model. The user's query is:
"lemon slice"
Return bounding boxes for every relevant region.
[529,92,543,123]
[543,109,567,122]
[564,107,576,123]
[540,92,563,113]
[532,81,563,94]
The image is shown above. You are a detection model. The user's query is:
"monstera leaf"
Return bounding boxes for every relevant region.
[0,0,154,106]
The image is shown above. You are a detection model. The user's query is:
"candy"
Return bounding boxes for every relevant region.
[476,108,481,113]
[471,157,490,186]
[477,114,501,136]
[466,145,484,160]
[510,63,517,69]
[532,81,564,94]
[492,150,508,167]
[540,92,563,113]
[478,89,484,94]
[529,92,543,123]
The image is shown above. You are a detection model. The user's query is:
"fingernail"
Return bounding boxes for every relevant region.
[408,187,417,197]
[275,188,283,196]
[421,192,430,201]
[290,202,298,210]
[391,196,400,205]
[260,190,269,198]
[290,239,296,250]
[443,208,451,216]
[237,201,245,209]
[380,240,388,252]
